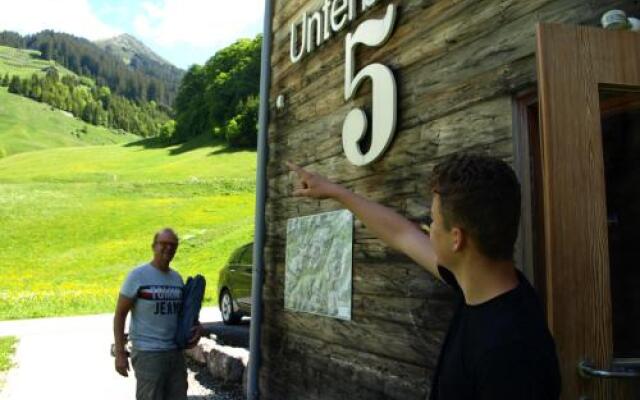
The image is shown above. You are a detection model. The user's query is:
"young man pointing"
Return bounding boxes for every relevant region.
[288,153,560,399]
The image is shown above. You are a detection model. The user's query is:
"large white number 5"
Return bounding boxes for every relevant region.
[342,4,397,166]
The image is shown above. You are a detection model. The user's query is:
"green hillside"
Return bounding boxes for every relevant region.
[0,40,258,321]
[0,141,257,320]
[0,42,170,140]
[0,45,136,158]
[0,87,137,157]
[0,45,75,78]
[0,137,256,183]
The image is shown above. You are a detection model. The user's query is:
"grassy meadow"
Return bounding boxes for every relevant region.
[0,89,257,320]
[0,46,136,158]
[0,337,17,372]
[0,45,75,79]
[0,335,17,389]
[0,45,258,320]
[0,87,137,157]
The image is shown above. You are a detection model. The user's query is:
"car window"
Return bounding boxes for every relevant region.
[228,247,244,264]
[239,244,253,265]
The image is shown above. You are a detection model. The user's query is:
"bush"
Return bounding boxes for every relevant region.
[224,96,259,148]
[158,119,176,140]
[8,75,21,94]
[173,35,261,147]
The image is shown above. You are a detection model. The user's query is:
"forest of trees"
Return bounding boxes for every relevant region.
[0,30,178,107]
[172,35,261,148]
[0,68,169,137]
[0,30,261,148]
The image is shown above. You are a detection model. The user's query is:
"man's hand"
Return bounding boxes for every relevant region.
[186,323,205,349]
[115,352,130,377]
[286,161,440,279]
[287,162,342,199]
[113,294,133,377]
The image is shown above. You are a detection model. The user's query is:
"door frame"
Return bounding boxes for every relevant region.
[534,22,640,399]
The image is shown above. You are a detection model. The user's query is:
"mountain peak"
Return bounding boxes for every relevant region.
[116,33,137,40]
[112,33,146,48]
[95,33,173,68]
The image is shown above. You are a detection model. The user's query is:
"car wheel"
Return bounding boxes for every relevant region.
[220,289,242,325]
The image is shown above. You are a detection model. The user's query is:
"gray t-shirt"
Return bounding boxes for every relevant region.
[120,263,184,351]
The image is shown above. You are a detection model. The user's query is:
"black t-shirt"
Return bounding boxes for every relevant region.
[429,266,561,400]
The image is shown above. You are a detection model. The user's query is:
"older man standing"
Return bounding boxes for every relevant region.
[113,228,200,400]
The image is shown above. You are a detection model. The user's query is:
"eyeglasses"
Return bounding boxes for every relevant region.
[156,241,179,248]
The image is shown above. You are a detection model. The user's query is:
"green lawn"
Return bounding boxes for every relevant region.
[0,87,137,158]
[0,141,257,320]
[0,337,17,372]
[0,45,75,79]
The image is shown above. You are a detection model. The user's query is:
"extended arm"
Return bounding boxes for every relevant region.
[288,162,440,280]
[113,294,134,377]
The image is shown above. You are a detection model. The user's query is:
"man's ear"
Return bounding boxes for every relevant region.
[451,227,465,252]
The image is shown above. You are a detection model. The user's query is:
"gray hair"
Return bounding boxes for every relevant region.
[152,228,179,245]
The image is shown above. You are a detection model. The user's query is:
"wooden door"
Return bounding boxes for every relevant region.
[536,23,640,399]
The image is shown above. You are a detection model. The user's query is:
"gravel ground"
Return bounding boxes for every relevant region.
[187,317,249,399]
[0,307,249,400]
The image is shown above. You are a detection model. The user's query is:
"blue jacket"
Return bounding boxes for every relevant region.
[175,274,206,349]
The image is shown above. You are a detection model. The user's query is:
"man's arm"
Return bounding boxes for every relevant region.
[287,162,440,280]
[113,294,134,377]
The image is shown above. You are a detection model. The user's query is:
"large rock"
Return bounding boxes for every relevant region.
[206,343,249,384]
[183,335,249,384]
[183,336,217,365]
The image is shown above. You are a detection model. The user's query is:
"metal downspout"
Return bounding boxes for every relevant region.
[248,0,273,399]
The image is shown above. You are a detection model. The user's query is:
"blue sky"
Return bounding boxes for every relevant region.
[0,0,264,69]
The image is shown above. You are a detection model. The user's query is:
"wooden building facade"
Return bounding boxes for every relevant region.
[259,1,640,399]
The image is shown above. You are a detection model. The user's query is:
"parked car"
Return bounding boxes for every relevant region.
[217,242,253,324]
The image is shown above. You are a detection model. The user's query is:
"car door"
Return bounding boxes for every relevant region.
[225,246,244,300]
[234,243,253,312]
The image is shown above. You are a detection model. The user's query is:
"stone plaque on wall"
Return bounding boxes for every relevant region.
[285,210,353,320]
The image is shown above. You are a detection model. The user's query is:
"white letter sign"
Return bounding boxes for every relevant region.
[342,4,397,166]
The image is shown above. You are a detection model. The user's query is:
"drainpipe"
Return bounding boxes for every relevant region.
[248,0,273,399]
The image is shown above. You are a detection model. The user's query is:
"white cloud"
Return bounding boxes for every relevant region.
[0,0,120,40]
[133,0,264,48]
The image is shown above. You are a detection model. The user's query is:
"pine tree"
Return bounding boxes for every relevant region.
[8,75,21,94]
[44,66,59,83]
[1,73,9,87]
[20,78,32,97]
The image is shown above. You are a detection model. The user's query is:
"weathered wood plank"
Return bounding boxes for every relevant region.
[260,0,639,398]
[263,257,455,302]
[267,97,513,182]
[261,329,433,399]
[261,304,446,365]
